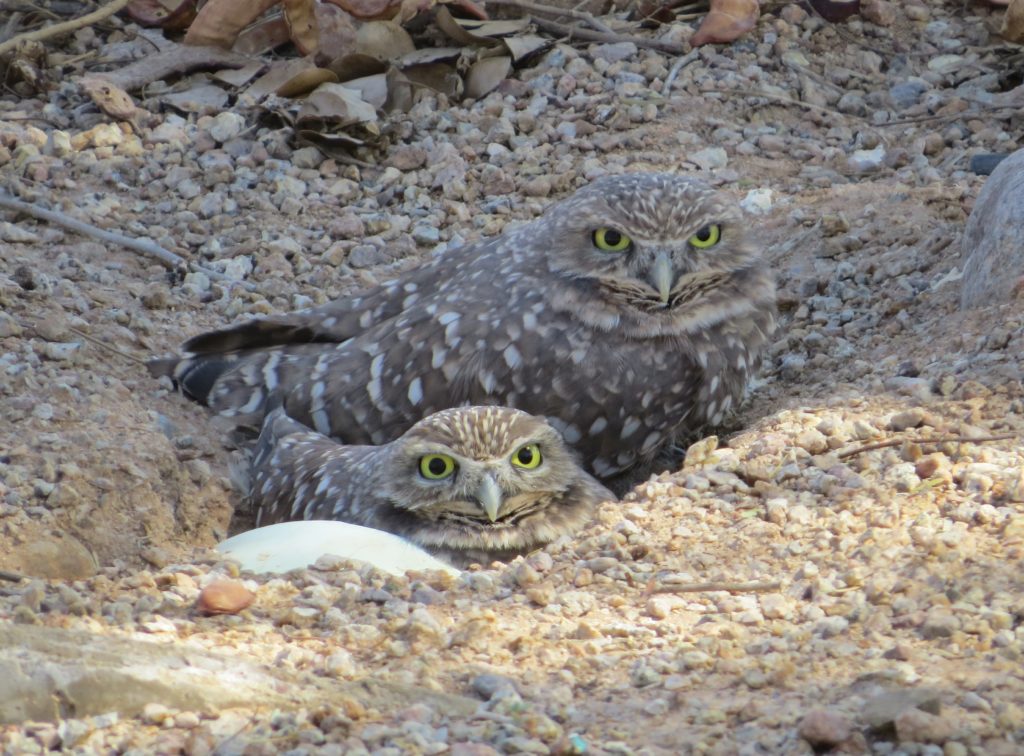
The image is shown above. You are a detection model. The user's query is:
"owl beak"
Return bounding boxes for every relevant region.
[477,474,503,523]
[650,251,674,304]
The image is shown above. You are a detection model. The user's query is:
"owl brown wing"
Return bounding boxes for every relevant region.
[250,407,385,528]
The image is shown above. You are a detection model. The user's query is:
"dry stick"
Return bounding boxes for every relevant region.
[530,16,685,55]
[650,579,781,595]
[837,433,1017,461]
[487,0,615,34]
[0,192,257,291]
[69,326,147,365]
[662,49,700,96]
[0,0,133,57]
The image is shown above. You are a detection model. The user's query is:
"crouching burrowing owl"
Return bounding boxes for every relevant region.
[247,404,614,566]
[151,172,777,479]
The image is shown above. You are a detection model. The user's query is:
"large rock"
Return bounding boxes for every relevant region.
[961,148,1024,308]
[0,624,477,725]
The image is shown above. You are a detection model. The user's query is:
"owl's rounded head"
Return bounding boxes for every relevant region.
[379,406,606,553]
[524,172,773,337]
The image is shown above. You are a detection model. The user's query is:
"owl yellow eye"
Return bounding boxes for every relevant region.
[688,224,721,249]
[592,227,632,252]
[419,454,456,480]
[511,443,542,469]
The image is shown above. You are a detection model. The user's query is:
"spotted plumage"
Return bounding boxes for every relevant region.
[248,405,613,566]
[151,172,777,479]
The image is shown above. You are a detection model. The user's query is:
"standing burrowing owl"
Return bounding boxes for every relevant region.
[151,173,776,479]
[249,404,613,566]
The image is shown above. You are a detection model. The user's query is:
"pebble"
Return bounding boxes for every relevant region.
[689,147,728,171]
[798,708,852,748]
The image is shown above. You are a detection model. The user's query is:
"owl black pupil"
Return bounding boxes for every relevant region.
[518,448,534,464]
[603,230,622,246]
[427,458,447,475]
[695,226,712,241]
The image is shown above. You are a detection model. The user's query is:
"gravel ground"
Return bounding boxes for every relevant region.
[2,1,1024,753]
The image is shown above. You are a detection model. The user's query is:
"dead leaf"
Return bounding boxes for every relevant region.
[806,0,860,22]
[125,0,198,30]
[80,76,138,120]
[501,34,550,63]
[691,0,759,46]
[211,61,266,88]
[242,57,321,104]
[233,16,292,55]
[297,82,379,127]
[399,47,463,66]
[284,0,320,54]
[329,53,389,81]
[277,67,340,97]
[355,20,417,59]
[1003,0,1024,42]
[161,82,231,114]
[316,3,360,57]
[324,0,402,20]
[465,55,510,99]
[435,7,528,47]
[184,0,280,48]
[341,73,390,107]
[402,62,463,98]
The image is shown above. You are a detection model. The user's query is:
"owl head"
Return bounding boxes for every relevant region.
[378,406,610,553]
[516,173,773,337]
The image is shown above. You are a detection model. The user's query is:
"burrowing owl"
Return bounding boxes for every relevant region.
[249,405,613,566]
[152,173,776,479]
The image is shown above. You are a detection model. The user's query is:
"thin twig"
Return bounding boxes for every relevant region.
[0,0,133,58]
[699,86,850,120]
[530,17,686,55]
[0,192,257,291]
[487,0,615,34]
[0,191,186,270]
[663,50,700,96]
[69,326,147,365]
[649,579,781,595]
[837,433,1017,460]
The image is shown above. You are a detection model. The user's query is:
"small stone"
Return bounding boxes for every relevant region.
[740,188,773,215]
[848,146,886,172]
[863,688,942,730]
[592,42,637,63]
[861,0,896,27]
[196,579,255,615]
[208,112,247,143]
[689,147,728,171]
[526,584,556,606]
[921,608,959,639]
[915,453,950,480]
[889,408,925,431]
[895,708,954,744]
[471,673,517,700]
[794,428,828,454]
[798,708,852,748]
[141,702,172,725]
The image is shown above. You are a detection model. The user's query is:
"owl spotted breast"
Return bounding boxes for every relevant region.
[249,405,613,566]
[151,172,777,479]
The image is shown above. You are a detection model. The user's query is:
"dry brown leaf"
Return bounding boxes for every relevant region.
[324,0,402,21]
[80,77,138,120]
[298,82,379,127]
[465,55,510,99]
[125,0,198,30]
[501,34,550,63]
[329,53,389,81]
[355,20,417,60]
[1003,0,1024,42]
[402,62,463,98]
[806,0,859,22]
[243,57,321,103]
[184,0,280,48]
[284,0,320,55]
[316,2,360,57]
[233,16,292,55]
[691,0,759,46]
[277,67,340,97]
